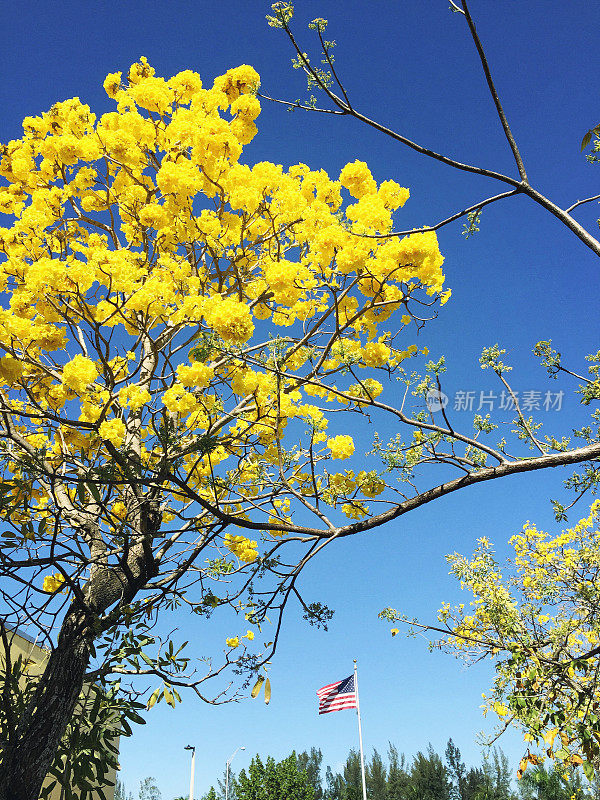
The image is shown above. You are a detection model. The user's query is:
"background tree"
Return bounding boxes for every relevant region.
[240,743,521,800]
[386,744,411,800]
[367,748,387,800]
[409,745,451,800]
[324,765,345,800]
[342,750,364,800]
[476,750,514,800]
[115,777,134,800]
[297,748,324,800]
[446,739,468,800]
[517,764,589,800]
[138,777,161,800]
[235,752,313,800]
[462,768,487,800]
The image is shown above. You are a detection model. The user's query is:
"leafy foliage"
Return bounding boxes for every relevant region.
[235,753,314,800]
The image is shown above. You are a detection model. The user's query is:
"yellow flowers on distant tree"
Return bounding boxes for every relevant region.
[382,501,600,779]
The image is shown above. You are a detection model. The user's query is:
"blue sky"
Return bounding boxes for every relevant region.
[2,1,600,797]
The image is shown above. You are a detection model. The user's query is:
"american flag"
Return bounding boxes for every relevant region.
[317,674,357,714]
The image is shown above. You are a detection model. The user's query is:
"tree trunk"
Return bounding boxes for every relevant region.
[0,611,93,800]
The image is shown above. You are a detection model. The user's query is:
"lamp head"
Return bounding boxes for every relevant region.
[185,745,195,752]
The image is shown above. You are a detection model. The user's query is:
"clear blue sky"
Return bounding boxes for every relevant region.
[2,1,599,797]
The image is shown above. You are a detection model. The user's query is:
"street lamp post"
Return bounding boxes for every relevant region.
[184,745,196,800]
[225,746,245,800]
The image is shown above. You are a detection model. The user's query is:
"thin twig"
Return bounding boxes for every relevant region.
[353,189,519,239]
[460,0,528,181]
[565,193,600,214]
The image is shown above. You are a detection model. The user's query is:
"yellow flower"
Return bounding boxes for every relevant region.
[244,630,255,641]
[224,533,258,563]
[339,160,377,199]
[361,341,391,368]
[43,573,65,593]
[226,636,240,649]
[177,362,214,388]
[119,384,151,411]
[103,72,122,99]
[61,355,98,394]
[327,435,355,460]
[99,418,126,447]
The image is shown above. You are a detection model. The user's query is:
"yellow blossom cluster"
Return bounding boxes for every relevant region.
[327,435,355,460]
[98,418,126,447]
[42,573,65,593]
[224,533,258,563]
[225,630,255,650]
[119,384,152,411]
[328,470,385,498]
[176,362,214,388]
[341,501,370,520]
[61,356,98,395]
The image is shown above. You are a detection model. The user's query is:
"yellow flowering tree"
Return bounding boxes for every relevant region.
[0,57,598,800]
[383,501,600,782]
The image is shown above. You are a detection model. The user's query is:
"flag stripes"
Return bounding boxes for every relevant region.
[317,674,357,714]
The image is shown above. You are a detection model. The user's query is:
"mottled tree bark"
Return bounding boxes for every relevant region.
[0,611,92,800]
[0,510,159,800]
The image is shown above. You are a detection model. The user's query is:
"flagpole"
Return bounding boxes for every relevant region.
[353,659,368,800]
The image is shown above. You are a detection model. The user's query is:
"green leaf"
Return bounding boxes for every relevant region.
[125,710,146,725]
[581,124,600,151]
[583,760,595,781]
[85,481,102,504]
[581,131,592,152]
[147,687,161,709]
[140,652,154,667]
[163,686,175,708]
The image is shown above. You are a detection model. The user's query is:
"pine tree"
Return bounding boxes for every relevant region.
[297,748,324,800]
[324,766,345,800]
[139,777,161,800]
[367,749,387,800]
[409,745,451,800]
[115,777,134,800]
[445,740,467,800]
[342,750,363,800]
[386,744,410,800]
